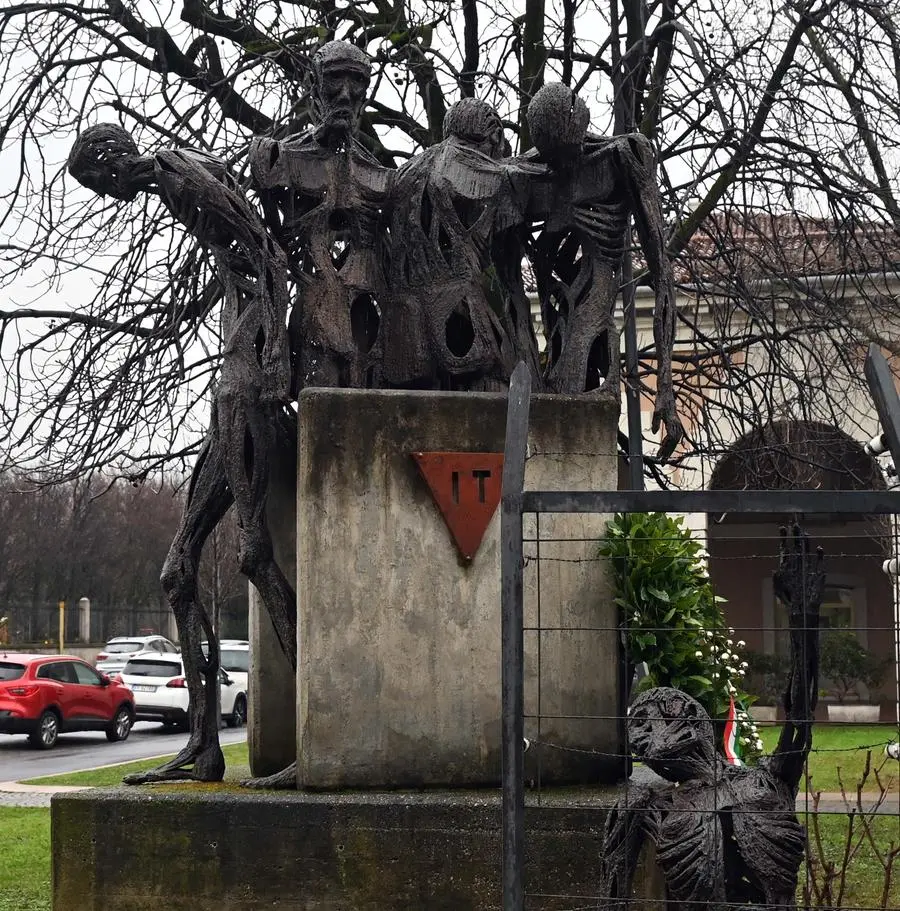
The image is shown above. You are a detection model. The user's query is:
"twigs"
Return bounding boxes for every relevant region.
[4,0,900,484]
[805,754,900,909]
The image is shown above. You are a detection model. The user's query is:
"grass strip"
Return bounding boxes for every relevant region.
[757,724,898,793]
[0,808,50,911]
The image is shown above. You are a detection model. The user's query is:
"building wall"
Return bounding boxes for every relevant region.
[708,518,897,709]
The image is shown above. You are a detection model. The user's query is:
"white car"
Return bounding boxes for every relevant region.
[206,640,249,695]
[119,652,247,730]
[95,635,179,676]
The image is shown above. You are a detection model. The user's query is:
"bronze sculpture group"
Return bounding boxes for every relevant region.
[69,39,680,787]
[68,40,823,910]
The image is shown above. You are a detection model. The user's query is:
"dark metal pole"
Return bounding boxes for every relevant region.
[622,252,645,490]
[501,362,531,911]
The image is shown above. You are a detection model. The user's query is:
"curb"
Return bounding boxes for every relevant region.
[0,781,90,794]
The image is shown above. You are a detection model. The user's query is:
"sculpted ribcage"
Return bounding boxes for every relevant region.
[573,199,628,262]
[252,139,391,389]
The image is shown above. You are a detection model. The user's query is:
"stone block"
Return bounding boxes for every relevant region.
[296,389,622,788]
[248,434,298,776]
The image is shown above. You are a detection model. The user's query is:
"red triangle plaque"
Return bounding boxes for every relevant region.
[412,451,505,562]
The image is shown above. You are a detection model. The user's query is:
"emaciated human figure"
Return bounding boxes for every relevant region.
[600,526,823,909]
[523,83,682,458]
[250,41,392,393]
[67,127,293,782]
[384,97,542,390]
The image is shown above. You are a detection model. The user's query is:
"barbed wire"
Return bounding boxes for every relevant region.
[523,532,900,543]
[522,441,897,463]
[522,625,898,633]
[523,738,900,759]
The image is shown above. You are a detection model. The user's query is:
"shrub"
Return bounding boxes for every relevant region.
[819,629,887,702]
[804,754,900,908]
[601,512,761,758]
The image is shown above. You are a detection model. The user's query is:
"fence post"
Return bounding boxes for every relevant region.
[78,597,91,643]
[58,600,65,654]
[501,362,531,911]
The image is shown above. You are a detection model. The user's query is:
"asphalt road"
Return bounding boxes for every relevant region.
[0,722,247,782]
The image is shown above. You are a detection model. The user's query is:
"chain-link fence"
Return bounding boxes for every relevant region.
[500,363,900,911]
[0,600,249,646]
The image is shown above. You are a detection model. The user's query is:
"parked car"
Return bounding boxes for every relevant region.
[202,640,249,695]
[118,652,247,730]
[0,653,135,749]
[95,635,179,676]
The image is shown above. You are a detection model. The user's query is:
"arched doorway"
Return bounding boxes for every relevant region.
[707,420,894,717]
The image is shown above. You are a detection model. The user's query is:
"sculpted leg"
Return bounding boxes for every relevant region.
[215,394,299,789]
[125,429,232,784]
[541,250,621,397]
[220,394,297,665]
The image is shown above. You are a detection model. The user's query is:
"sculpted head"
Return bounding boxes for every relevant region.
[443,98,505,160]
[526,83,590,169]
[627,687,717,783]
[310,40,371,139]
[67,123,148,201]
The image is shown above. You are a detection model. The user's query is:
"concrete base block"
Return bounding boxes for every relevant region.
[51,788,662,911]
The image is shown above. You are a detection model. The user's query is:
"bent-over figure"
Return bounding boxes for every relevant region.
[68,39,395,786]
[67,126,293,782]
[600,526,823,909]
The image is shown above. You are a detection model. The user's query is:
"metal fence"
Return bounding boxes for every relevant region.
[0,601,249,646]
[500,359,900,910]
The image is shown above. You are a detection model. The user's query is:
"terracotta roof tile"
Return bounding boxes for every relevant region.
[522,211,900,292]
[675,211,900,284]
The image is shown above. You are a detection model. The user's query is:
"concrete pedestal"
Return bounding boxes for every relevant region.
[295,389,622,788]
[51,788,665,911]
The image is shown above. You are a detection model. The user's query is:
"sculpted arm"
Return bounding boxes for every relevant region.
[68,125,290,403]
[614,133,681,460]
[600,787,658,908]
[770,524,824,790]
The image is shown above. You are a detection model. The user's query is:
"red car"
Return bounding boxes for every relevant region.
[0,653,135,749]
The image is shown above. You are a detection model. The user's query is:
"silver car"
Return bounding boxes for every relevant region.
[95,635,179,676]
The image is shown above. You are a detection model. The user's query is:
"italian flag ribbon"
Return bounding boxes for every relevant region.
[723,695,743,766]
